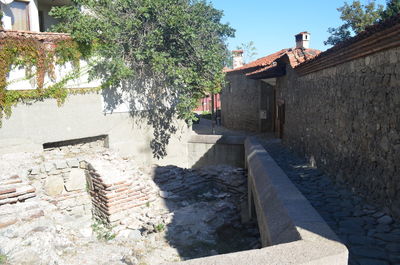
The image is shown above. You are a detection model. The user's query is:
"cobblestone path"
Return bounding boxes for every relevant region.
[260,140,400,265]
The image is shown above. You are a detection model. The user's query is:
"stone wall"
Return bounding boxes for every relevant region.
[27,140,106,216]
[277,46,400,218]
[221,72,274,132]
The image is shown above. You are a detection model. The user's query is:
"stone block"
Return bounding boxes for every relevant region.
[55,161,68,170]
[20,209,44,221]
[44,175,64,196]
[65,168,87,192]
[44,162,55,172]
[65,168,86,191]
[29,167,40,175]
[66,159,80,168]
[0,216,18,228]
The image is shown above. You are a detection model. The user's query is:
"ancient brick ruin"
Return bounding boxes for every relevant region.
[85,159,156,224]
[0,175,36,206]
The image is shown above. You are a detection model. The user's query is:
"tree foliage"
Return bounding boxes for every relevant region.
[325,0,400,46]
[50,0,234,158]
[236,41,257,64]
[381,0,400,19]
[325,0,383,46]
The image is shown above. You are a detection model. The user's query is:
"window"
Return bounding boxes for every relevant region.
[10,1,30,31]
[39,11,44,32]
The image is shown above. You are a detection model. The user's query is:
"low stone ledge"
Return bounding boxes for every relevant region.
[188,135,245,145]
[170,137,348,265]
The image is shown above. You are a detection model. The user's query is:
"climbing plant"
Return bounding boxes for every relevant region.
[0,35,95,126]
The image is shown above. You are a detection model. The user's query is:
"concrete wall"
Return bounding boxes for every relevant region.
[277,47,400,218]
[221,72,274,132]
[0,92,190,168]
[187,135,245,168]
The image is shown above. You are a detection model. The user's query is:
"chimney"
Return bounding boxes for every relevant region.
[295,32,310,49]
[232,50,244,69]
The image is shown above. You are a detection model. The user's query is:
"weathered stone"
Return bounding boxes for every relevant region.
[386,243,400,253]
[20,209,44,221]
[44,175,64,196]
[375,224,391,233]
[379,136,390,152]
[159,190,170,199]
[117,229,142,241]
[55,161,68,170]
[64,168,86,192]
[79,227,93,238]
[79,161,87,169]
[44,162,55,172]
[66,159,80,168]
[351,246,387,259]
[347,235,376,245]
[30,167,40,175]
[0,216,18,229]
[357,258,389,265]
[373,233,400,242]
[377,215,393,225]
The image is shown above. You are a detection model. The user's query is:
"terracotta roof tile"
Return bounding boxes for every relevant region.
[226,49,289,73]
[228,48,320,78]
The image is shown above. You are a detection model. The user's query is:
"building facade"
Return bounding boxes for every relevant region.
[221,32,320,134]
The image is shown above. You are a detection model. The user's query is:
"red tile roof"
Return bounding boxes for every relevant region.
[226,48,321,77]
[226,49,289,73]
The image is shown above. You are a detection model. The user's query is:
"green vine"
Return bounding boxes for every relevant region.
[0,35,93,126]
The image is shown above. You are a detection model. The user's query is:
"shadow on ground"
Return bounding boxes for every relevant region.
[150,165,261,261]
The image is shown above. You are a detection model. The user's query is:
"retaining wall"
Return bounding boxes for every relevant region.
[171,137,348,265]
[187,135,245,168]
[0,93,190,168]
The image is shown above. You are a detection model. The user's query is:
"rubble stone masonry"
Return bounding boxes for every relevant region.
[277,46,400,218]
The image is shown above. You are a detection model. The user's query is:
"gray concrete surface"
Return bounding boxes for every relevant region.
[187,135,245,168]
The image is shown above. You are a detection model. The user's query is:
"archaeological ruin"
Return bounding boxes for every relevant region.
[0,3,399,265]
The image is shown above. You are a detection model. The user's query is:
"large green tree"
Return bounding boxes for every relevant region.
[324,0,384,46]
[50,0,234,158]
[325,0,400,46]
[381,0,400,19]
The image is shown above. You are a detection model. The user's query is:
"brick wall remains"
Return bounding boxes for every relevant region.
[85,159,157,225]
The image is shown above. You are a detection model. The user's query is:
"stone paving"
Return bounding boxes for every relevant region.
[260,139,400,265]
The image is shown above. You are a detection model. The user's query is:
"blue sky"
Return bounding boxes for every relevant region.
[209,0,387,58]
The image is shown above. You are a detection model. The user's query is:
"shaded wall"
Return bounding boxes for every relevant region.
[0,93,190,168]
[277,47,400,218]
[187,135,245,168]
[221,72,274,132]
